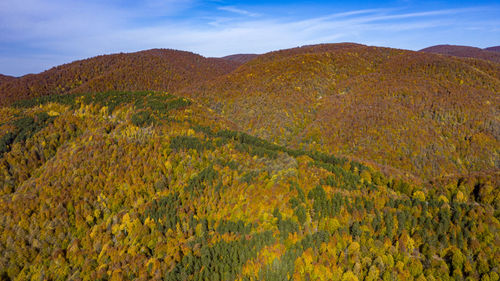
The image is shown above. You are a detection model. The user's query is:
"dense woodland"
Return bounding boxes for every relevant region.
[0,49,239,106]
[0,43,499,280]
[0,90,498,280]
[221,55,259,64]
[485,46,500,53]
[0,75,15,85]
[184,44,499,182]
[420,45,500,63]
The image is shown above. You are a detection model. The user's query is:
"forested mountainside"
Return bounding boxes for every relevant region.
[183,43,500,182]
[0,49,239,106]
[0,90,498,281]
[0,74,16,84]
[420,45,500,63]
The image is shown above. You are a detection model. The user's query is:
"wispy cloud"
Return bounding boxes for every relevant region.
[218,6,260,17]
[308,8,392,22]
[0,0,499,76]
[358,7,483,22]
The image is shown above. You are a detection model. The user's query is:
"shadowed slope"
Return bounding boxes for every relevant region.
[485,46,500,52]
[221,54,259,64]
[420,44,500,63]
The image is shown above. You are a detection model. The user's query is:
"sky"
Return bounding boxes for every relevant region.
[0,0,499,76]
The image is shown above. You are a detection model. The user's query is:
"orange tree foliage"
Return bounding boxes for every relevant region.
[0,91,498,280]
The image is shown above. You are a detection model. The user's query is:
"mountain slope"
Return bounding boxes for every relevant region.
[485,46,500,52]
[181,43,500,181]
[0,49,239,106]
[221,54,259,64]
[420,44,500,63]
[0,74,15,84]
[0,90,498,280]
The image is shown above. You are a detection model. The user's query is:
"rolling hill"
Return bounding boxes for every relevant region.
[420,44,500,63]
[182,43,500,182]
[485,46,500,52]
[0,49,240,106]
[1,43,498,183]
[0,74,15,84]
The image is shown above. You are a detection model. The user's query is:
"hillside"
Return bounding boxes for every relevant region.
[221,54,259,64]
[0,90,498,280]
[485,46,500,52]
[420,44,500,63]
[0,49,239,106]
[0,74,15,84]
[182,43,500,182]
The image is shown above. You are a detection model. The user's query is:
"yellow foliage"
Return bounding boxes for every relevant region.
[342,271,359,281]
[164,160,172,171]
[348,241,360,254]
[438,195,449,203]
[47,110,60,116]
[455,191,466,203]
[85,214,94,224]
[360,170,372,183]
[413,190,426,201]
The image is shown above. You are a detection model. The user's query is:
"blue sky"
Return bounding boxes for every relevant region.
[1,0,499,76]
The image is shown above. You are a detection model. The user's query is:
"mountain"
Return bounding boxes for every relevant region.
[485,46,500,52]
[0,74,16,84]
[0,44,499,280]
[2,44,498,182]
[0,49,239,106]
[221,54,259,64]
[420,44,500,63]
[183,43,500,182]
[0,90,498,280]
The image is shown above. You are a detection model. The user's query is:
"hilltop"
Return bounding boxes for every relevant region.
[420,44,500,63]
[182,43,500,182]
[0,49,239,106]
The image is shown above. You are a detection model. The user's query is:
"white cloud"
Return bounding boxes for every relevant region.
[218,6,260,17]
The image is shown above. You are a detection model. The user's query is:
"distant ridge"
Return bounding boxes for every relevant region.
[420,44,500,63]
[221,54,259,64]
[0,74,15,84]
[485,46,500,52]
[0,49,240,106]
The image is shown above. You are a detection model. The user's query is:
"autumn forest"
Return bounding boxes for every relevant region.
[0,43,498,281]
